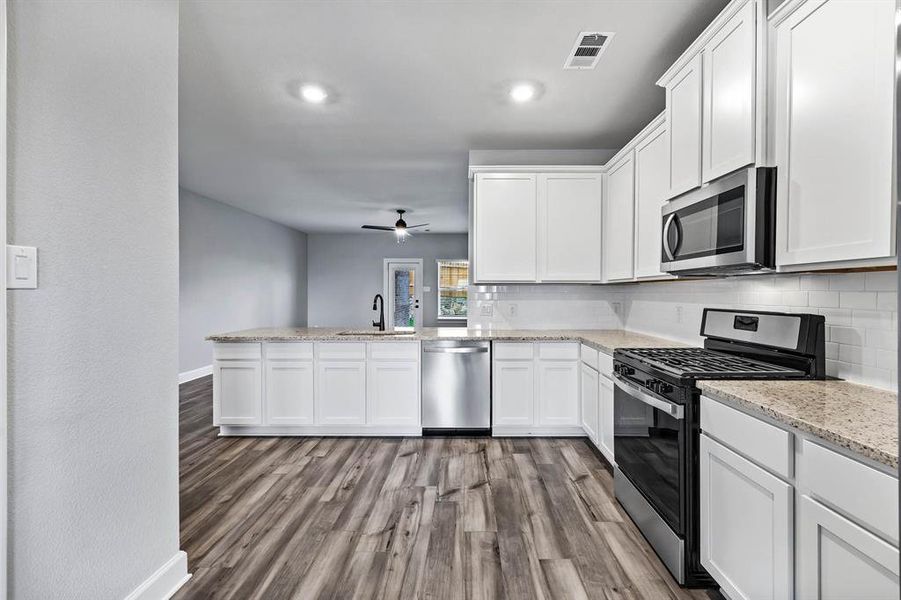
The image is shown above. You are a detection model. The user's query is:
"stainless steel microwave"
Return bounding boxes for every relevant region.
[660,167,776,277]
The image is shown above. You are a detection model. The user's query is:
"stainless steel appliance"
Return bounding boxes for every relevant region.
[612,309,825,586]
[661,167,776,276]
[421,340,491,434]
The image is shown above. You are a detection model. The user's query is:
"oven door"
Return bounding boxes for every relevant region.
[661,167,772,275]
[613,375,686,535]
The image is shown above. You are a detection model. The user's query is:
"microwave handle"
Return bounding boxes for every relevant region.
[613,374,685,420]
[663,213,680,261]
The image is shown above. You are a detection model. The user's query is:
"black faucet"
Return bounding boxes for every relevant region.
[372,294,386,331]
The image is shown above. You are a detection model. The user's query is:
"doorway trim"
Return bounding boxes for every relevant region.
[382,258,423,330]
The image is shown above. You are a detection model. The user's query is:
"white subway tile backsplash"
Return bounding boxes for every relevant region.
[829,273,867,290]
[866,271,897,291]
[469,271,897,391]
[839,292,878,310]
[808,291,839,308]
[829,326,865,345]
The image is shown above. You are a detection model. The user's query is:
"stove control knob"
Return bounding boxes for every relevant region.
[620,366,635,376]
[657,383,673,395]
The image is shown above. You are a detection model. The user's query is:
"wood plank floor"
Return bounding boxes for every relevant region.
[175,375,717,599]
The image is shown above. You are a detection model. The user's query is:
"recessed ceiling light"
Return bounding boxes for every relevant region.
[300,84,328,104]
[510,83,536,103]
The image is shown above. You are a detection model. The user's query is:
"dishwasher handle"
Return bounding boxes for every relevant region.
[423,346,489,354]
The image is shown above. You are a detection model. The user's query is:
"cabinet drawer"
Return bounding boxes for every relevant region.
[801,439,898,545]
[264,342,313,360]
[538,342,579,361]
[701,396,793,479]
[494,343,534,360]
[598,352,614,378]
[580,344,599,370]
[214,342,262,361]
[317,342,366,361]
[369,341,419,361]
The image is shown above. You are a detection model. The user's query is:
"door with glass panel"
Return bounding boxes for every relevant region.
[385,259,422,331]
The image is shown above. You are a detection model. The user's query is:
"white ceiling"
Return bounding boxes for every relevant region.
[179,0,728,233]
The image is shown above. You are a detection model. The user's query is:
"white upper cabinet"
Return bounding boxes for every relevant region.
[772,0,895,268]
[702,0,756,182]
[633,117,670,280]
[603,153,635,282]
[664,53,704,198]
[537,173,602,282]
[473,173,537,282]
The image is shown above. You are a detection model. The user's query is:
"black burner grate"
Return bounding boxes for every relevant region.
[620,347,804,379]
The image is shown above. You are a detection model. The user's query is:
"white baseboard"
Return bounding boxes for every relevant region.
[219,425,422,437]
[178,365,212,384]
[124,551,190,600]
[491,425,586,437]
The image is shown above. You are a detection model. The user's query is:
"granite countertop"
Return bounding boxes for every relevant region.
[699,379,898,470]
[205,327,687,355]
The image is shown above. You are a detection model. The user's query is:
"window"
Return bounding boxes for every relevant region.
[437,259,468,320]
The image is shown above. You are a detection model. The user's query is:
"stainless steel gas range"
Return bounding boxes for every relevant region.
[612,309,825,586]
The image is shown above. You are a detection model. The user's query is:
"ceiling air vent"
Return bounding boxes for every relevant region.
[564,31,614,70]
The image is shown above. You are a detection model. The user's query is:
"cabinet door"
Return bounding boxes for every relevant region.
[537,173,602,282]
[213,360,262,425]
[598,375,614,464]
[602,153,635,282]
[473,173,537,282]
[265,360,314,425]
[774,0,895,267]
[493,361,534,426]
[666,53,703,198]
[537,360,579,427]
[700,434,793,600]
[633,121,669,279]
[798,495,899,600]
[367,360,420,426]
[317,361,366,425]
[701,0,756,183]
[580,364,599,442]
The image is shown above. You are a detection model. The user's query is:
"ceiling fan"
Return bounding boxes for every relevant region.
[361,209,429,244]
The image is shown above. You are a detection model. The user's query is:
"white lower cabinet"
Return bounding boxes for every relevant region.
[367,360,419,426]
[597,374,615,465]
[493,342,580,435]
[214,360,262,426]
[265,360,314,425]
[701,395,900,599]
[580,364,599,442]
[537,360,579,427]
[317,361,367,425]
[797,494,899,600]
[493,359,535,427]
[700,434,793,600]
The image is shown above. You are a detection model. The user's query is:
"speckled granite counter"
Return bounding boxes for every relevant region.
[699,379,898,469]
[206,327,686,355]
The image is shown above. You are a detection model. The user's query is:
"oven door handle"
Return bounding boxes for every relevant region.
[613,375,685,420]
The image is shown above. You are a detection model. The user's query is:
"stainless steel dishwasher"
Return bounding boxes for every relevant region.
[421,340,491,434]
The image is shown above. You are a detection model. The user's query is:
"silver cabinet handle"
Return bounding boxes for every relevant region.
[613,375,684,420]
[423,347,489,354]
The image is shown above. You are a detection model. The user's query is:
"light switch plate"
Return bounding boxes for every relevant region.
[7,245,38,289]
[422,286,431,292]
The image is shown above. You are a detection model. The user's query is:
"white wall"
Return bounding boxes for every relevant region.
[179,188,308,373]
[469,271,898,391]
[307,233,469,328]
[8,1,185,598]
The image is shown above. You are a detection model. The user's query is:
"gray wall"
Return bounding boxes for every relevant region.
[8,1,182,598]
[180,188,308,372]
[307,233,469,328]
